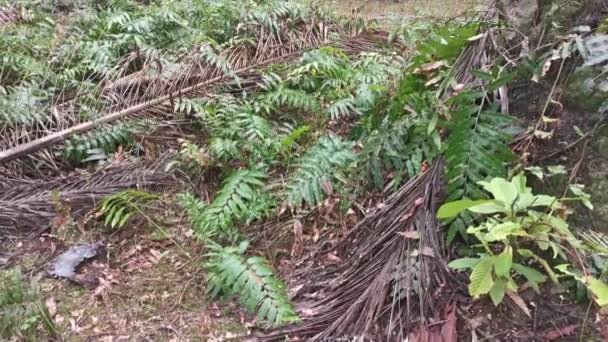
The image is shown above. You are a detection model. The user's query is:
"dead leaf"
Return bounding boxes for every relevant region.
[506,290,531,318]
[149,249,162,264]
[452,83,465,92]
[321,180,333,195]
[312,223,320,243]
[425,75,443,87]
[421,246,435,257]
[45,297,57,318]
[291,220,304,257]
[326,252,341,263]
[542,324,577,340]
[420,60,447,73]
[397,231,420,240]
[441,304,457,342]
[534,129,554,140]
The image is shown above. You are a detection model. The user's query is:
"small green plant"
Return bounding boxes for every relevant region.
[206,241,299,326]
[439,174,581,305]
[0,269,56,340]
[97,190,160,229]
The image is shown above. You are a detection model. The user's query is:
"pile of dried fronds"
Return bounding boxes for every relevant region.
[0,159,172,237]
[261,160,454,341]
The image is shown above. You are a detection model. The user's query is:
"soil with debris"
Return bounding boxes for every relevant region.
[0,219,250,341]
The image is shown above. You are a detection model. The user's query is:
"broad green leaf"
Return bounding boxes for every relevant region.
[494,247,513,277]
[437,199,492,219]
[547,165,567,176]
[467,200,506,215]
[448,257,481,270]
[485,222,526,241]
[513,263,547,293]
[525,166,544,180]
[489,279,506,306]
[586,277,608,306]
[518,249,559,283]
[469,256,495,297]
[478,178,518,205]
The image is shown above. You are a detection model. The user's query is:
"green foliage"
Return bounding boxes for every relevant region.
[0,85,50,127]
[443,90,515,244]
[165,139,212,176]
[206,241,298,326]
[442,174,587,305]
[191,168,267,240]
[98,189,160,229]
[62,122,135,163]
[0,269,56,340]
[556,265,608,307]
[285,135,355,209]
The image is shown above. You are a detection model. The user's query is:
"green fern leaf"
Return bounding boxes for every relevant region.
[285,135,355,209]
[98,190,159,229]
[193,168,267,239]
[444,92,515,243]
[206,244,299,326]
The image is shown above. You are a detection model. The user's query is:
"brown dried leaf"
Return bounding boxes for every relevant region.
[148,249,162,264]
[291,220,304,257]
[441,304,457,342]
[326,252,341,263]
[506,290,531,318]
[420,60,447,73]
[425,75,443,87]
[45,297,57,318]
[322,180,333,195]
[543,325,577,340]
[397,231,420,239]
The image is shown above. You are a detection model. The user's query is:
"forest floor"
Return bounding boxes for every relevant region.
[1,0,607,341]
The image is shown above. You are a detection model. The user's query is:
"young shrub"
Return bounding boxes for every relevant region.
[439,174,581,305]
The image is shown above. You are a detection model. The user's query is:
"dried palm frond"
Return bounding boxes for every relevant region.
[261,159,453,341]
[0,158,173,238]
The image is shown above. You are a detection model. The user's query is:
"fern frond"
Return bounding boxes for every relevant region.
[262,87,320,113]
[359,113,438,189]
[98,190,160,229]
[193,168,267,239]
[206,242,298,327]
[444,91,515,243]
[327,96,360,120]
[209,137,241,161]
[285,135,356,209]
[62,122,135,163]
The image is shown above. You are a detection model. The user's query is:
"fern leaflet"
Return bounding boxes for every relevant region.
[206,241,298,327]
[444,91,515,243]
[285,135,356,209]
[193,168,267,239]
